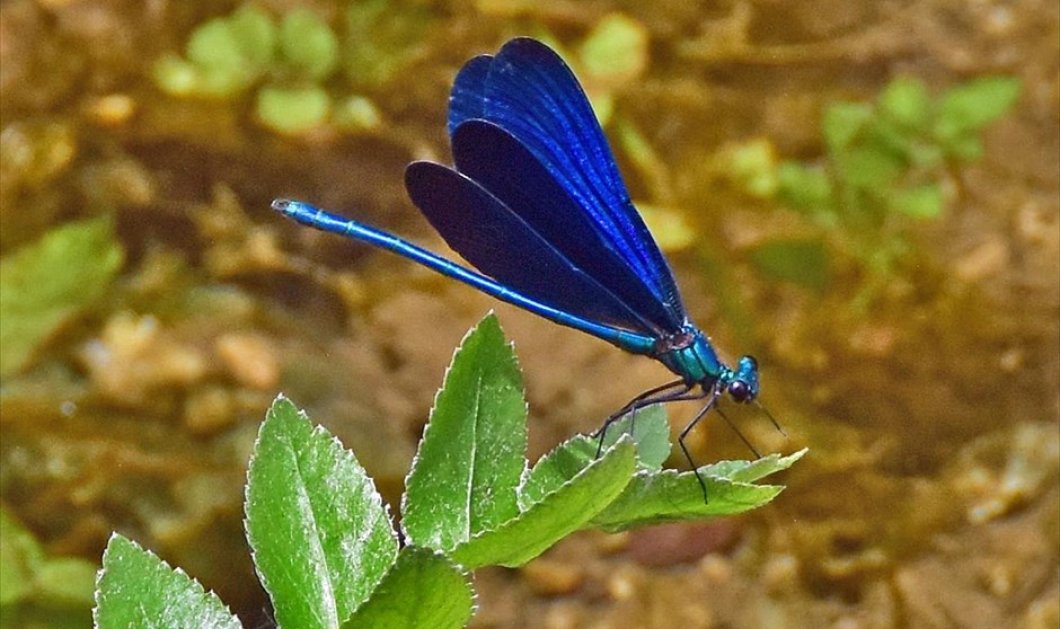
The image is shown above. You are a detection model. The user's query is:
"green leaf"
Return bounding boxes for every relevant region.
[333,95,383,132]
[342,547,473,629]
[823,101,872,153]
[402,314,527,552]
[94,534,240,629]
[0,509,44,605]
[280,9,339,80]
[726,138,779,199]
[186,18,247,75]
[750,238,831,292]
[518,406,670,511]
[227,5,276,69]
[943,133,984,161]
[153,6,274,98]
[578,13,649,84]
[879,76,930,130]
[0,217,123,377]
[590,449,806,532]
[935,76,1021,141]
[776,162,834,213]
[245,396,399,629]
[31,557,96,607]
[152,55,201,96]
[451,439,636,568]
[255,85,331,135]
[888,183,944,219]
[692,448,807,484]
[835,146,903,190]
[637,204,697,252]
[1,509,96,611]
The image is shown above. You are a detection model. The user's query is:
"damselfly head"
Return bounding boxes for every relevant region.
[727,355,760,403]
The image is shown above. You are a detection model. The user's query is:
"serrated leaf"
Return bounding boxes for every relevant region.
[695,448,808,484]
[93,534,240,629]
[402,314,527,552]
[0,217,123,377]
[245,396,399,629]
[451,439,636,568]
[518,406,669,511]
[590,449,806,532]
[342,547,473,629]
[935,76,1021,141]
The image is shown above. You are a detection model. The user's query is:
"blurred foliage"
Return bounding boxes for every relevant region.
[0,508,97,627]
[0,217,123,377]
[723,76,1021,303]
[578,13,649,89]
[343,0,429,89]
[151,3,431,135]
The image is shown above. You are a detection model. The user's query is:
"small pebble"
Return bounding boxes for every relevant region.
[521,558,585,596]
[215,333,279,390]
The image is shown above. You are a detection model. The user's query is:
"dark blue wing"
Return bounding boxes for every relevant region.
[451,120,678,335]
[447,37,686,329]
[404,161,661,335]
[447,55,491,136]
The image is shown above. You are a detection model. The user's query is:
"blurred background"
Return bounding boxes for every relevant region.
[1,1,1057,627]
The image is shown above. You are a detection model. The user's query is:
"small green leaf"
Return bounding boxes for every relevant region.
[637,204,697,252]
[0,217,123,377]
[451,439,636,568]
[942,133,984,161]
[618,405,671,471]
[889,183,944,219]
[776,162,834,212]
[245,396,399,629]
[227,5,277,69]
[836,146,903,190]
[280,9,339,80]
[0,509,44,605]
[342,547,473,629]
[402,314,528,552]
[518,406,670,511]
[186,18,246,74]
[590,449,806,532]
[879,76,930,130]
[578,13,649,85]
[935,76,1021,141]
[256,85,331,135]
[726,138,779,198]
[333,95,383,132]
[823,101,872,153]
[94,534,240,629]
[694,449,807,484]
[151,55,200,96]
[750,238,831,292]
[34,558,97,607]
